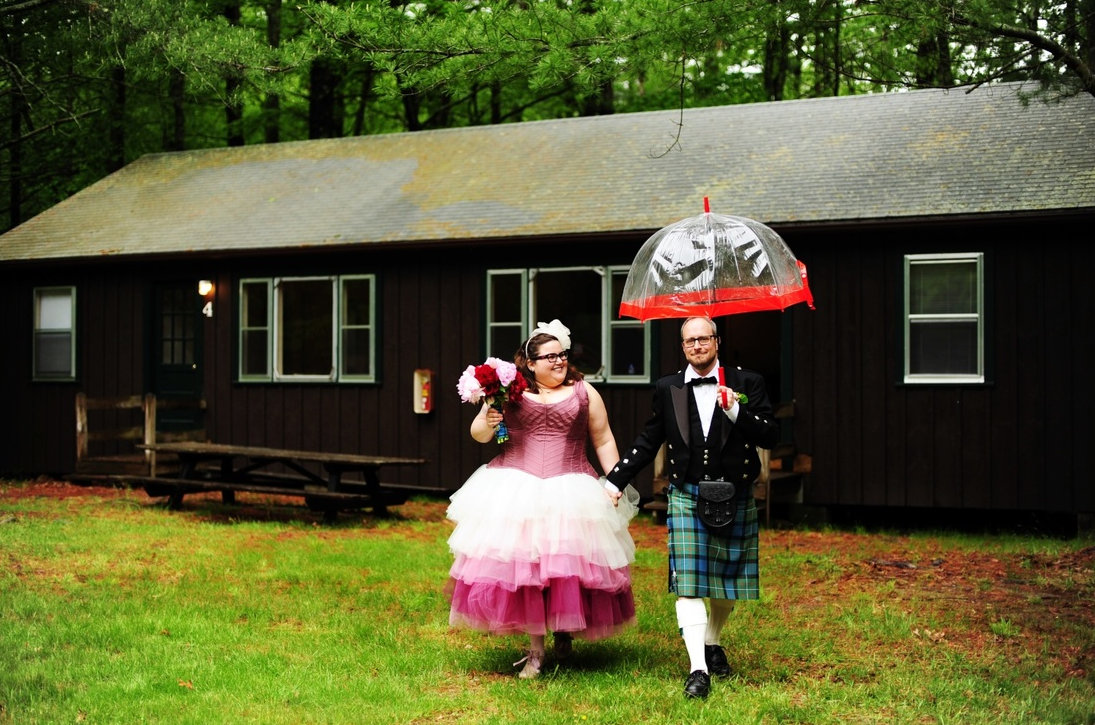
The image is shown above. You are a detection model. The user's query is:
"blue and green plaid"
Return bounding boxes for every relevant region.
[666,482,760,599]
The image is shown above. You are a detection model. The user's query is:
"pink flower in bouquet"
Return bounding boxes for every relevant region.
[457,357,524,404]
[456,357,527,442]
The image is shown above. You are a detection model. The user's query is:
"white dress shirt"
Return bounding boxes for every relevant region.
[683,364,740,439]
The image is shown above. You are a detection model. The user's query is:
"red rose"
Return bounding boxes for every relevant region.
[473,364,501,397]
[507,373,529,401]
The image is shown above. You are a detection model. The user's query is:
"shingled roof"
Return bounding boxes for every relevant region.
[2,82,1093,263]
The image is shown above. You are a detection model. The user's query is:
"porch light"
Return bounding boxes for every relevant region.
[198,280,214,297]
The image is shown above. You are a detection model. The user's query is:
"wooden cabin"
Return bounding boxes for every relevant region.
[1,82,1092,526]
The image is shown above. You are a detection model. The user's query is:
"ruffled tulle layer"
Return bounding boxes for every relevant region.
[449,577,636,638]
[447,465,639,639]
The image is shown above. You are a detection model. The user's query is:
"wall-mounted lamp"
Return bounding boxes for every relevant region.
[198,280,214,297]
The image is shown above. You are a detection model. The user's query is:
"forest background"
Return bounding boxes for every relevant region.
[2,0,1093,234]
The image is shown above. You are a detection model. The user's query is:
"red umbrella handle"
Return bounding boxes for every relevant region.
[718,367,728,408]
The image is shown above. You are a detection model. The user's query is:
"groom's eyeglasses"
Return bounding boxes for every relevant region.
[531,352,569,363]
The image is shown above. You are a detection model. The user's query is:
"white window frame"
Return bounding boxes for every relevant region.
[903,252,984,384]
[486,269,528,360]
[338,275,377,383]
[273,276,336,382]
[238,274,377,383]
[32,286,76,381]
[239,278,272,382]
[485,265,651,384]
[606,265,651,383]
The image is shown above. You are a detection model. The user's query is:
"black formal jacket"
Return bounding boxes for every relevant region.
[606,364,781,492]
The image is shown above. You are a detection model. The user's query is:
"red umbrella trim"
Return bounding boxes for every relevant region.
[619,261,815,320]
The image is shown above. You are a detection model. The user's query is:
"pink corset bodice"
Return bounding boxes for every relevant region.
[487,380,598,479]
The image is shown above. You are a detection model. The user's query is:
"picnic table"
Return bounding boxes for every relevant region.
[133,441,428,522]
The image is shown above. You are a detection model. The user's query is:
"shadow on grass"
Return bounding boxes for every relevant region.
[453,637,667,680]
[141,490,450,529]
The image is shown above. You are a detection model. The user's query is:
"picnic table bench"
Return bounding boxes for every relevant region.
[130,441,428,523]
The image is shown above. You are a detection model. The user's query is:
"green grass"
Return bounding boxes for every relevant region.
[1,482,1093,724]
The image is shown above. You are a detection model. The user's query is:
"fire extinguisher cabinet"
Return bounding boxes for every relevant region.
[413,369,433,414]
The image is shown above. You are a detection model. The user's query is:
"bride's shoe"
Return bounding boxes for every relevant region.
[553,632,573,662]
[514,649,545,679]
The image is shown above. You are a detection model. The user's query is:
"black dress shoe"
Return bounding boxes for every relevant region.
[705,644,732,678]
[684,669,711,698]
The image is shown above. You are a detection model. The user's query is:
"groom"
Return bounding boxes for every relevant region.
[606,316,779,698]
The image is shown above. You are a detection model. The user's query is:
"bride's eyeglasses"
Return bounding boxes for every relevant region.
[531,351,569,363]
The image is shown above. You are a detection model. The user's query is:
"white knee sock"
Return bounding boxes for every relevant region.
[705,598,735,645]
[675,597,708,673]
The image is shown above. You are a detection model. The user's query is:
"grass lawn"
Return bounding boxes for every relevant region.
[1,479,1093,724]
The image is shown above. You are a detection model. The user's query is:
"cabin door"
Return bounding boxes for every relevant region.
[151,281,205,432]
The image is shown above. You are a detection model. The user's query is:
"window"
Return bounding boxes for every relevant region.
[33,287,76,380]
[486,270,527,360]
[486,266,650,383]
[904,253,984,383]
[238,275,376,382]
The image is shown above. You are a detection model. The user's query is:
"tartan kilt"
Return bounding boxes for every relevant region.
[666,482,760,600]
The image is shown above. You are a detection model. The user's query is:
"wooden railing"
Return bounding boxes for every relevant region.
[754,401,810,526]
[74,393,206,478]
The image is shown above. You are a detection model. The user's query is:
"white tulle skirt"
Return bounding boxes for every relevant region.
[447,465,640,639]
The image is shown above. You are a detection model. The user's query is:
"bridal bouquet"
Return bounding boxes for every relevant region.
[457,357,528,443]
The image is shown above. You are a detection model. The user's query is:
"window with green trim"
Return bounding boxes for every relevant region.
[238,275,376,382]
[485,266,650,383]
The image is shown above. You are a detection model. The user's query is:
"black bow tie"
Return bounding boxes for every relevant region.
[688,376,717,386]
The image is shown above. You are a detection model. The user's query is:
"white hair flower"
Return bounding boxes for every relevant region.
[531,319,571,350]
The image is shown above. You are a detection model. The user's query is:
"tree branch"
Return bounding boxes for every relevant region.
[0,0,77,17]
[0,108,100,152]
[953,14,1095,98]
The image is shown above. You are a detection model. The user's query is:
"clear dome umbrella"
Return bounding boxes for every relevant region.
[618,198,814,321]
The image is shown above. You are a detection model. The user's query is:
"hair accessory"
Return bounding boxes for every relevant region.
[531,319,571,350]
[524,319,571,359]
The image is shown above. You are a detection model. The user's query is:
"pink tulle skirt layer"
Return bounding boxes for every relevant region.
[447,465,639,640]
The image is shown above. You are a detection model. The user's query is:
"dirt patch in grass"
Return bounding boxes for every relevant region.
[4,477,1093,682]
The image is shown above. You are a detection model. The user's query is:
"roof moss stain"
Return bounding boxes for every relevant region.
[1,83,1092,262]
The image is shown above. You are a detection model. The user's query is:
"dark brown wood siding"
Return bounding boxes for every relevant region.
[3,215,1092,515]
[788,216,1093,514]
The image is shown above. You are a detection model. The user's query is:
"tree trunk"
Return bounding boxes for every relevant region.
[309,57,342,138]
[4,16,24,229]
[107,65,126,172]
[916,33,954,87]
[490,81,503,124]
[167,69,186,151]
[264,0,282,144]
[763,13,790,101]
[1080,0,1094,74]
[224,0,244,146]
[350,67,376,136]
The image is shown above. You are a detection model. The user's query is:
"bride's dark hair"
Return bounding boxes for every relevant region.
[515,333,583,393]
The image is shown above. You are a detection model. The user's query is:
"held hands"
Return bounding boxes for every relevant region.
[601,477,623,507]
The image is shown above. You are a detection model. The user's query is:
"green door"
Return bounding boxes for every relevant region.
[152,281,205,432]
